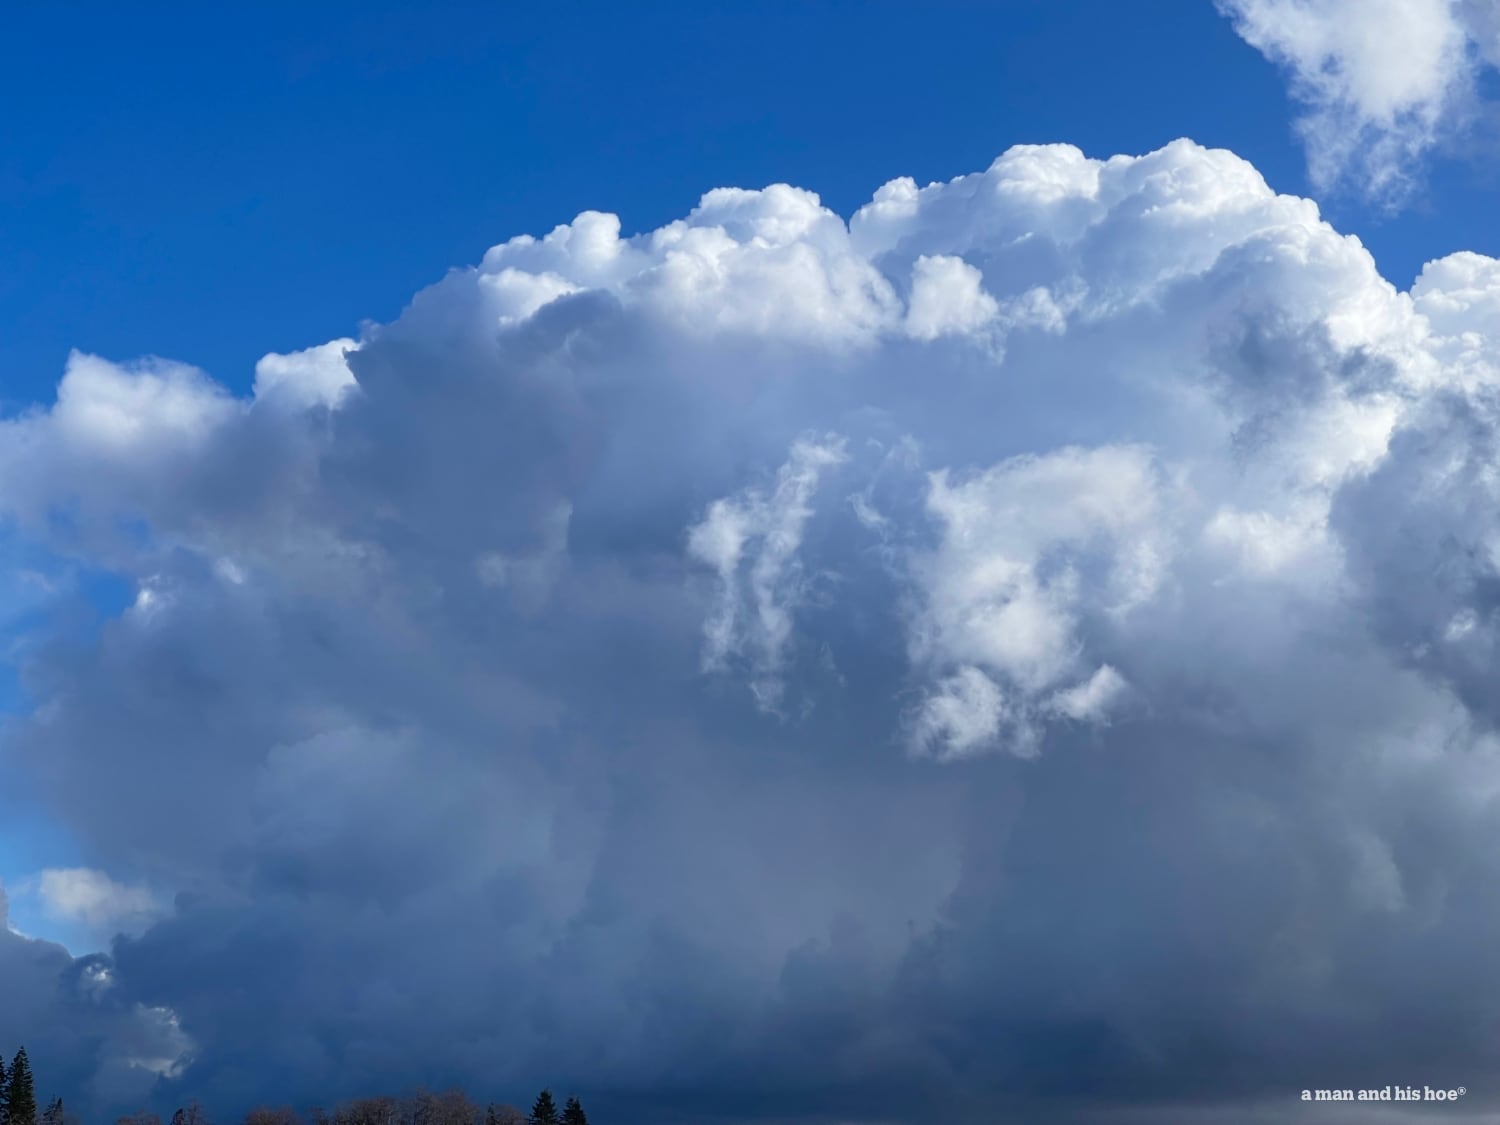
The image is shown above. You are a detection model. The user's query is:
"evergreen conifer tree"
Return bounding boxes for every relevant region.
[7,1049,35,1125]
[526,1091,557,1125]
[1,1052,10,1125]
[560,1098,586,1125]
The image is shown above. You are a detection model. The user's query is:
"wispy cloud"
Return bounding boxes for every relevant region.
[1218,0,1500,203]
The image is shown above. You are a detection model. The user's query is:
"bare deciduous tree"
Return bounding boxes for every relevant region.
[485,1105,525,1125]
[335,1095,398,1125]
[428,1090,479,1125]
[243,1107,302,1125]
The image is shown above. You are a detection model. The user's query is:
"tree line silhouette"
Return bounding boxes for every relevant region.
[2,1046,588,1125]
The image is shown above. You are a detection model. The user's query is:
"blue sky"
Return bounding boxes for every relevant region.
[4,3,1500,1122]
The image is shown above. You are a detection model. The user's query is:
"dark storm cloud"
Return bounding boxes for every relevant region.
[2,141,1500,1124]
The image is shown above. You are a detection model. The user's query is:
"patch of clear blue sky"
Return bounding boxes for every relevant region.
[0,0,1495,942]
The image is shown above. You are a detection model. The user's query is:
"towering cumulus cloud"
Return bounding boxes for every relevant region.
[4,139,1500,1123]
[1218,0,1500,201]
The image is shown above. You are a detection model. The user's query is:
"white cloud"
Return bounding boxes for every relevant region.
[4,138,1500,1121]
[123,1005,194,1078]
[1218,0,1500,201]
[905,445,1165,756]
[909,665,1009,762]
[689,436,849,712]
[33,867,163,937]
[904,255,1000,341]
[1046,663,1130,724]
[9,351,240,481]
[252,338,359,410]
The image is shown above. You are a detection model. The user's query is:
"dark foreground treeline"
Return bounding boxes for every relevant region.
[128,1088,587,1125]
[3,1044,589,1125]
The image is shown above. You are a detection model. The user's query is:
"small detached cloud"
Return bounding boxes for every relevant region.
[34,868,164,940]
[1218,0,1500,202]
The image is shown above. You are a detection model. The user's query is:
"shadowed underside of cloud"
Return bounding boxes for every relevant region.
[1217,0,1500,202]
[3,138,1500,1123]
